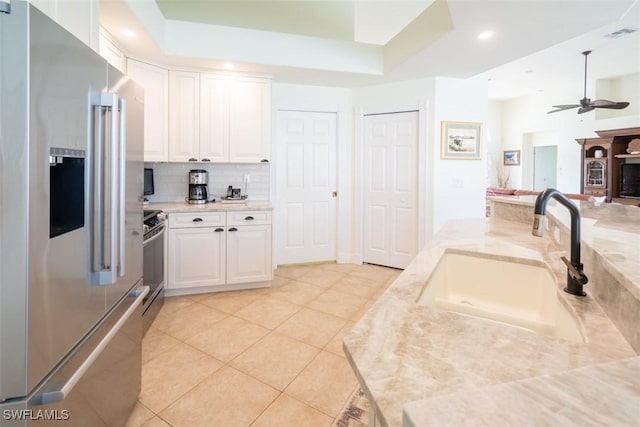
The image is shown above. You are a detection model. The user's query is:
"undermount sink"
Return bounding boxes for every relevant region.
[416,250,586,344]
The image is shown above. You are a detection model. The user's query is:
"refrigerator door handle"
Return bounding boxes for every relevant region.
[33,286,150,406]
[92,102,105,275]
[92,93,119,286]
[118,97,126,278]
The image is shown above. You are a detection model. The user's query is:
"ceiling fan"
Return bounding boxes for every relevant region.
[547,50,630,114]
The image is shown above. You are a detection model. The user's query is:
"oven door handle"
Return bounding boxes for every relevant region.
[143,225,166,247]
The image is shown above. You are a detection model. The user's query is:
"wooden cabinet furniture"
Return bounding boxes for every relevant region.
[127,59,169,162]
[167,210,272,293]
[576,127,640,204]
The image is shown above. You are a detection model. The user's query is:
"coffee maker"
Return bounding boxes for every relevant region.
[187,169,209,204]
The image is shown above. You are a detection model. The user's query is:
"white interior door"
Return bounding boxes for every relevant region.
[533,145,558,190]
[363,112,418,269]
[277,111,337,264]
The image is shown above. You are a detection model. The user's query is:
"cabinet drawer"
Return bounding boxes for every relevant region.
[227,211,272,226]
[169,212,225,228]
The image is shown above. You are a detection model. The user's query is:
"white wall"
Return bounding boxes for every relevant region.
[490,73,640,193]
[488,100,506,187]
[431,76,489,233]
[271,83,355,263]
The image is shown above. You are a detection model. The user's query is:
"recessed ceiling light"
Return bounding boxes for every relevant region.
[477,31,494,40]
[223,63,235,70]
[121,29,136,38]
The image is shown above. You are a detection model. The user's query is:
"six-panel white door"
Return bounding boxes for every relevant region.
[277,111,337,264]
[363,111,418,269]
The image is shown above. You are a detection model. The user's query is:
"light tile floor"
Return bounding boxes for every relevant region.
[127,262,401,427]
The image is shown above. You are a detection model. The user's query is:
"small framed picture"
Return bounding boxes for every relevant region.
[441,121,482,160]
[503,150,521,166]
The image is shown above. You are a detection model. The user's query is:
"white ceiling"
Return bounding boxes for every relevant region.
[100,0,640,99]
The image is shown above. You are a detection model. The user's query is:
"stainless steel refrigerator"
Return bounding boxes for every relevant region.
[0,2,147,425]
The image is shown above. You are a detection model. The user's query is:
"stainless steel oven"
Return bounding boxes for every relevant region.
[143,210,166,334]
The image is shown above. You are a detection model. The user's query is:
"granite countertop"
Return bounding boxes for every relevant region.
[145,200,273,213]
[343,197,639,427]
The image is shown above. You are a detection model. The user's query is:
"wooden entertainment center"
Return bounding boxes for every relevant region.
[576,126,640,206]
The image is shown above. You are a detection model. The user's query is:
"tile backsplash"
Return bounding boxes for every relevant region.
[144,162,270,203]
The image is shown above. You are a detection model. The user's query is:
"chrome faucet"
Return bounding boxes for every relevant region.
[532,188,588,296]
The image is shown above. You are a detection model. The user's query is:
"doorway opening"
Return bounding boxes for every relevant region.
[533,145,558,191]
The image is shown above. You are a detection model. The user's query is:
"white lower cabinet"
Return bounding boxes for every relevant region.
[169,227,226,289]
[226,225,272,284]
[167,211,272,292]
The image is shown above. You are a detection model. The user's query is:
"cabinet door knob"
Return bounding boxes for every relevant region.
[228,227,238,232]
[214,227,224,232]
[192,217,203,222]
[245,216,254,221]
[188,158,198,162]
[201,158,211,162]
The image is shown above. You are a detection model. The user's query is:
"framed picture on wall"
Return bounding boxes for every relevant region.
[440,121,482,159]
[503,150,521,166]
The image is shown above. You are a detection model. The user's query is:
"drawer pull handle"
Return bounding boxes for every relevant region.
[245,216,254,221]
[260,159,269,163]
[192,218,203,222]
[188,158,197,162]
[201,158,211,162]
[214,227,224,232]
[228,227,238,232]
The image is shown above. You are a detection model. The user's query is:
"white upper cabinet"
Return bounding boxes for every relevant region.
[127,59,169,162]
[29,0,99,51]
[170,73,271,164]
[199,74,229,163]
[169,70,201,162]
[228,78,271,163]
[99,30,126,73]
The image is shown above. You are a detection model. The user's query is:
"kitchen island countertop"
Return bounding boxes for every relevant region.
[343,197,639,427]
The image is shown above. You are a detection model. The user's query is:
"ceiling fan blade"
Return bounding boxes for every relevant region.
[547,105,579,114]
[578,106,595,114]
[591,99,630,109]
[546,51,629,114]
